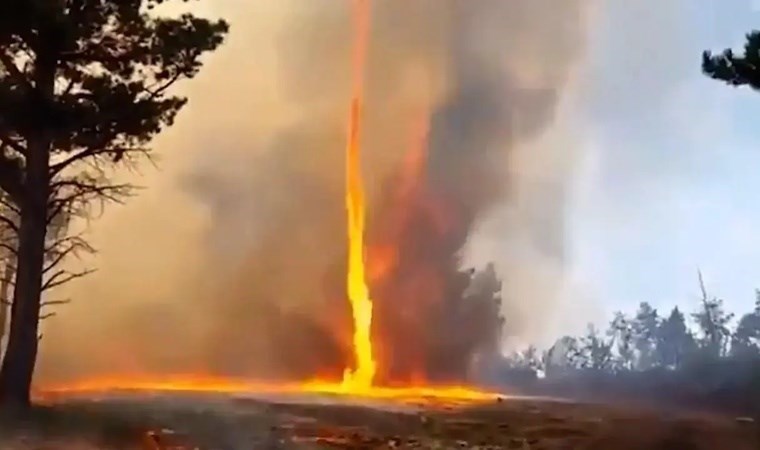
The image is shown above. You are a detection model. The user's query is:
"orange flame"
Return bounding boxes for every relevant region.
[37,374,499,405]
[33,1,504,405]
[341,0,376,390]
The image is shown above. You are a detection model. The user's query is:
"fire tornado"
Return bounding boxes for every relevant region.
[341,0,376,390]
[38,0,514,405]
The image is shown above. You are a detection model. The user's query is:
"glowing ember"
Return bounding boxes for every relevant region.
[341,0,376,390]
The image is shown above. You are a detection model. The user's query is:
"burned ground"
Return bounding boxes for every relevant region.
[0,394,757,449]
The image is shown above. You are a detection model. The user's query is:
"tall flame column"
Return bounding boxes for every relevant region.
[341,0,376,390]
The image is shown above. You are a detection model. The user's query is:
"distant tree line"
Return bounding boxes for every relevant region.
[488,273,760,414]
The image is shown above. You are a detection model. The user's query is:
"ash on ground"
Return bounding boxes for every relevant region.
[1,392,758,449]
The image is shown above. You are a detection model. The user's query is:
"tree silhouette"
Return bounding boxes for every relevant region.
[693,272,734,358]
[0,0,228,407]
[496,279,760,414]
[544,336,584,377]
[655,307,695,369]
[521,345,543,373]
[731,290,760,358]
[0,190,20,367]
[632,302,660,370]
[579,324,614,371]
[0,262,8,362]
[0,184,83,361]
[608,312,635,371]
[703,31,760,90]
[0,220,13,363]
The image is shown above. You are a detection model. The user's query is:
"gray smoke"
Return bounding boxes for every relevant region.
[36,0,595,384]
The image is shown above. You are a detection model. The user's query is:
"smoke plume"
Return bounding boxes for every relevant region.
[36,0,594,384]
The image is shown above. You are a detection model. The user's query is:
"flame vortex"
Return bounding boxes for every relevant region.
[341,0,376,390]
[36,0,502,405]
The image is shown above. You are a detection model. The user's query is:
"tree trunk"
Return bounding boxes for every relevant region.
[0,45,54,407]
[0,169,49,407]
[0,256,14,362]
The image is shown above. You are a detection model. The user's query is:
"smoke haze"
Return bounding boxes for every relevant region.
[36,0,596,384]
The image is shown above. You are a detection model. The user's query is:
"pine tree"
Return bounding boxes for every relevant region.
[693,272,734,359]
[0,0,228,407]
[544,336,584,377]
[608,312,635,371]
[632,302,660,370]
[579,324,614,371]
[655,307,695,369]
[730,290,760,358]
[703,31,760,90]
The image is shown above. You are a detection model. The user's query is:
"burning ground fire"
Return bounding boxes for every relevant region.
[37,0,499,405]
[38,375,497,403]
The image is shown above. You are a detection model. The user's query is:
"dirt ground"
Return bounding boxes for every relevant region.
[0,393,758,449]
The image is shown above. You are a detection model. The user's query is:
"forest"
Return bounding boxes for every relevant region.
[488,272,760,415]
[466,31,760,418]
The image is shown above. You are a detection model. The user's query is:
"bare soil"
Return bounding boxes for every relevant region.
[0,393,757,449]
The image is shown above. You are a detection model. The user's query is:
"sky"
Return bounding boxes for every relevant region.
[570,0,760,320]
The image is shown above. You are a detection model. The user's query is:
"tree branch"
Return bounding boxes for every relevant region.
[50,179,133,203]
[42,233,94,276]
[42,244,77,274]
[0,135,27,157]
[40,298,71,308]
[42,268,96,291]
[697,269,708,305]
[47,178,135,226]
[0,242,17,257]
[0,213,18,234]
[0,194,20,215]
[0,52,31,89]
[50,68,186,177]
[0,276,14,290]
[0,143,25,202]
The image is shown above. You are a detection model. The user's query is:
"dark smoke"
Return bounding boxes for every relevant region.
[366,1,588,383]
[187,0,592,382]
[36,0,593,384]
